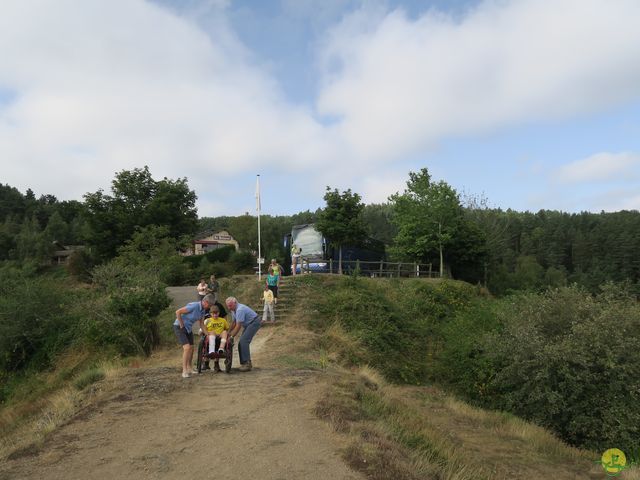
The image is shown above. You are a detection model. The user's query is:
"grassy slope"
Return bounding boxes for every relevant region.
[2,274,638,478]
[282,274,637,480]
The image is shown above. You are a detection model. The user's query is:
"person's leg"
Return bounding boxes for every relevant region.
[262,302,268,322]
[208,334,216,354]
[238,319,261,366]
[269,302,275,322]
[214,336,222,372]
[218,331,227,353]
[174,325,193,377]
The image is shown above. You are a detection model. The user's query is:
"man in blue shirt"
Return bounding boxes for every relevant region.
[174,294,215,378]
[226,296,261,371]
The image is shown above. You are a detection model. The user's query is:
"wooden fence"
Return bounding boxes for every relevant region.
[299,258,440,278]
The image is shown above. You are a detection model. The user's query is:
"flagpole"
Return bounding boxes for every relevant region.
[256,174,262,282]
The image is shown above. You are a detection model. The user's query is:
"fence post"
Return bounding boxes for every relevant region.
[414,262,417,277]
[329,258,333,274]
[379,259,383,277]
[428,263,432,278]
[397,262,401,277]
[356,259,360,275]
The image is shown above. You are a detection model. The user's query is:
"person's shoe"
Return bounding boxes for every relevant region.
[191,369,199,374]
[202,362,211,370]
[239,361,252,372]
[182,372,190,378]
[213,362,221,373]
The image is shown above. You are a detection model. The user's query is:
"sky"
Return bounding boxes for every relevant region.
[2,0,640,217]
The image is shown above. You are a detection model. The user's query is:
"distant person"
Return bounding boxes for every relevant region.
[207,274,220,302]
[174,294,215,378]
[269,258,284,277]
[196,278,208,301]
[203,304,230,373]
[266,270,280,305]
[226,297,261,372]
[291,244,301,275]
[261,283,275,323]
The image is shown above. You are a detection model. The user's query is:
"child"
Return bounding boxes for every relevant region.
[261,284,275,323]
[266,270,279,305]
[203,305,230,372]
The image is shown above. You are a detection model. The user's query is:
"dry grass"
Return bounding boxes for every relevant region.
[315,365,606,480]
[0,351,131,461]
[316,370,488,480]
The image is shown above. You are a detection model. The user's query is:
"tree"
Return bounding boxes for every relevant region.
[316,187,367,274]
[390,168,464,277]
[362,203,397,245]
[83,166,198,261]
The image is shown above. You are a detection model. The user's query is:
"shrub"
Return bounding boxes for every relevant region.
[482,285,640,452]
[310,278,474,384]
[0,266,82,375]
[91,262,171,355]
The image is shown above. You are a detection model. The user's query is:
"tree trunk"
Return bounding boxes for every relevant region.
[338,245,343,275]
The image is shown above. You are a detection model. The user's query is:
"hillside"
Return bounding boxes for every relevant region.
[0,275,630,479]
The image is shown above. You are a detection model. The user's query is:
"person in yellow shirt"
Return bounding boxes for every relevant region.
[203,305,230,372]
[261,284,275,323]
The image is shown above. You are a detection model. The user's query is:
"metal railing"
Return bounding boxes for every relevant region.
[298,258,440,278]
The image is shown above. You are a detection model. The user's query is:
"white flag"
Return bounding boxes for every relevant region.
[255,175,261,212]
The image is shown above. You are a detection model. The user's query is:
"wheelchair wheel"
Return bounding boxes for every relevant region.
[196,336,207,374]
[225,342,233,373]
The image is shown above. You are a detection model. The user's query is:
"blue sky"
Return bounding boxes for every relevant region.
[2,0,640,216]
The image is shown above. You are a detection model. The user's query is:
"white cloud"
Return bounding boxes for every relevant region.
[2,0,640,215]
[317,0,640,161]
[0,0,333,204]
[358,171,407,204]
[555,152,640,184]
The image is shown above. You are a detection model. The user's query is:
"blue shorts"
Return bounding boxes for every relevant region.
[173,325,194,345]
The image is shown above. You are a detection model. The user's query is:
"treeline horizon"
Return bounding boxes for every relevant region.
[2,169,640,295]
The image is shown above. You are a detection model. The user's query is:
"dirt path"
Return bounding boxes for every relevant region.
[0,287,362,480]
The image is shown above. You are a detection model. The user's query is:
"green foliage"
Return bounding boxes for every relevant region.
[83,166,198,260]
[309,274,640,452]
[484,285,640,452]
[66,249,95,282]
[316,187,367,273]
[362,203,397,245]
[316,188,367,247]
[390,168,485,278]
[91,261,171,355]
[309,277,474,384]
[229,250,254,271]
[433,284,640,452]
[0,266,85,398]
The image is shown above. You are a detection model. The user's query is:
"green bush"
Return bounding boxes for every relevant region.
[431,299,501,400]
[310,278,474,384]
[229,250,254,272]
[91,262,171,355]
[0,266,82,374]
[479,285,640,452]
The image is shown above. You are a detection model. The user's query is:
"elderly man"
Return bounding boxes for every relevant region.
[174,293,216,378]
[226,296,261,372]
